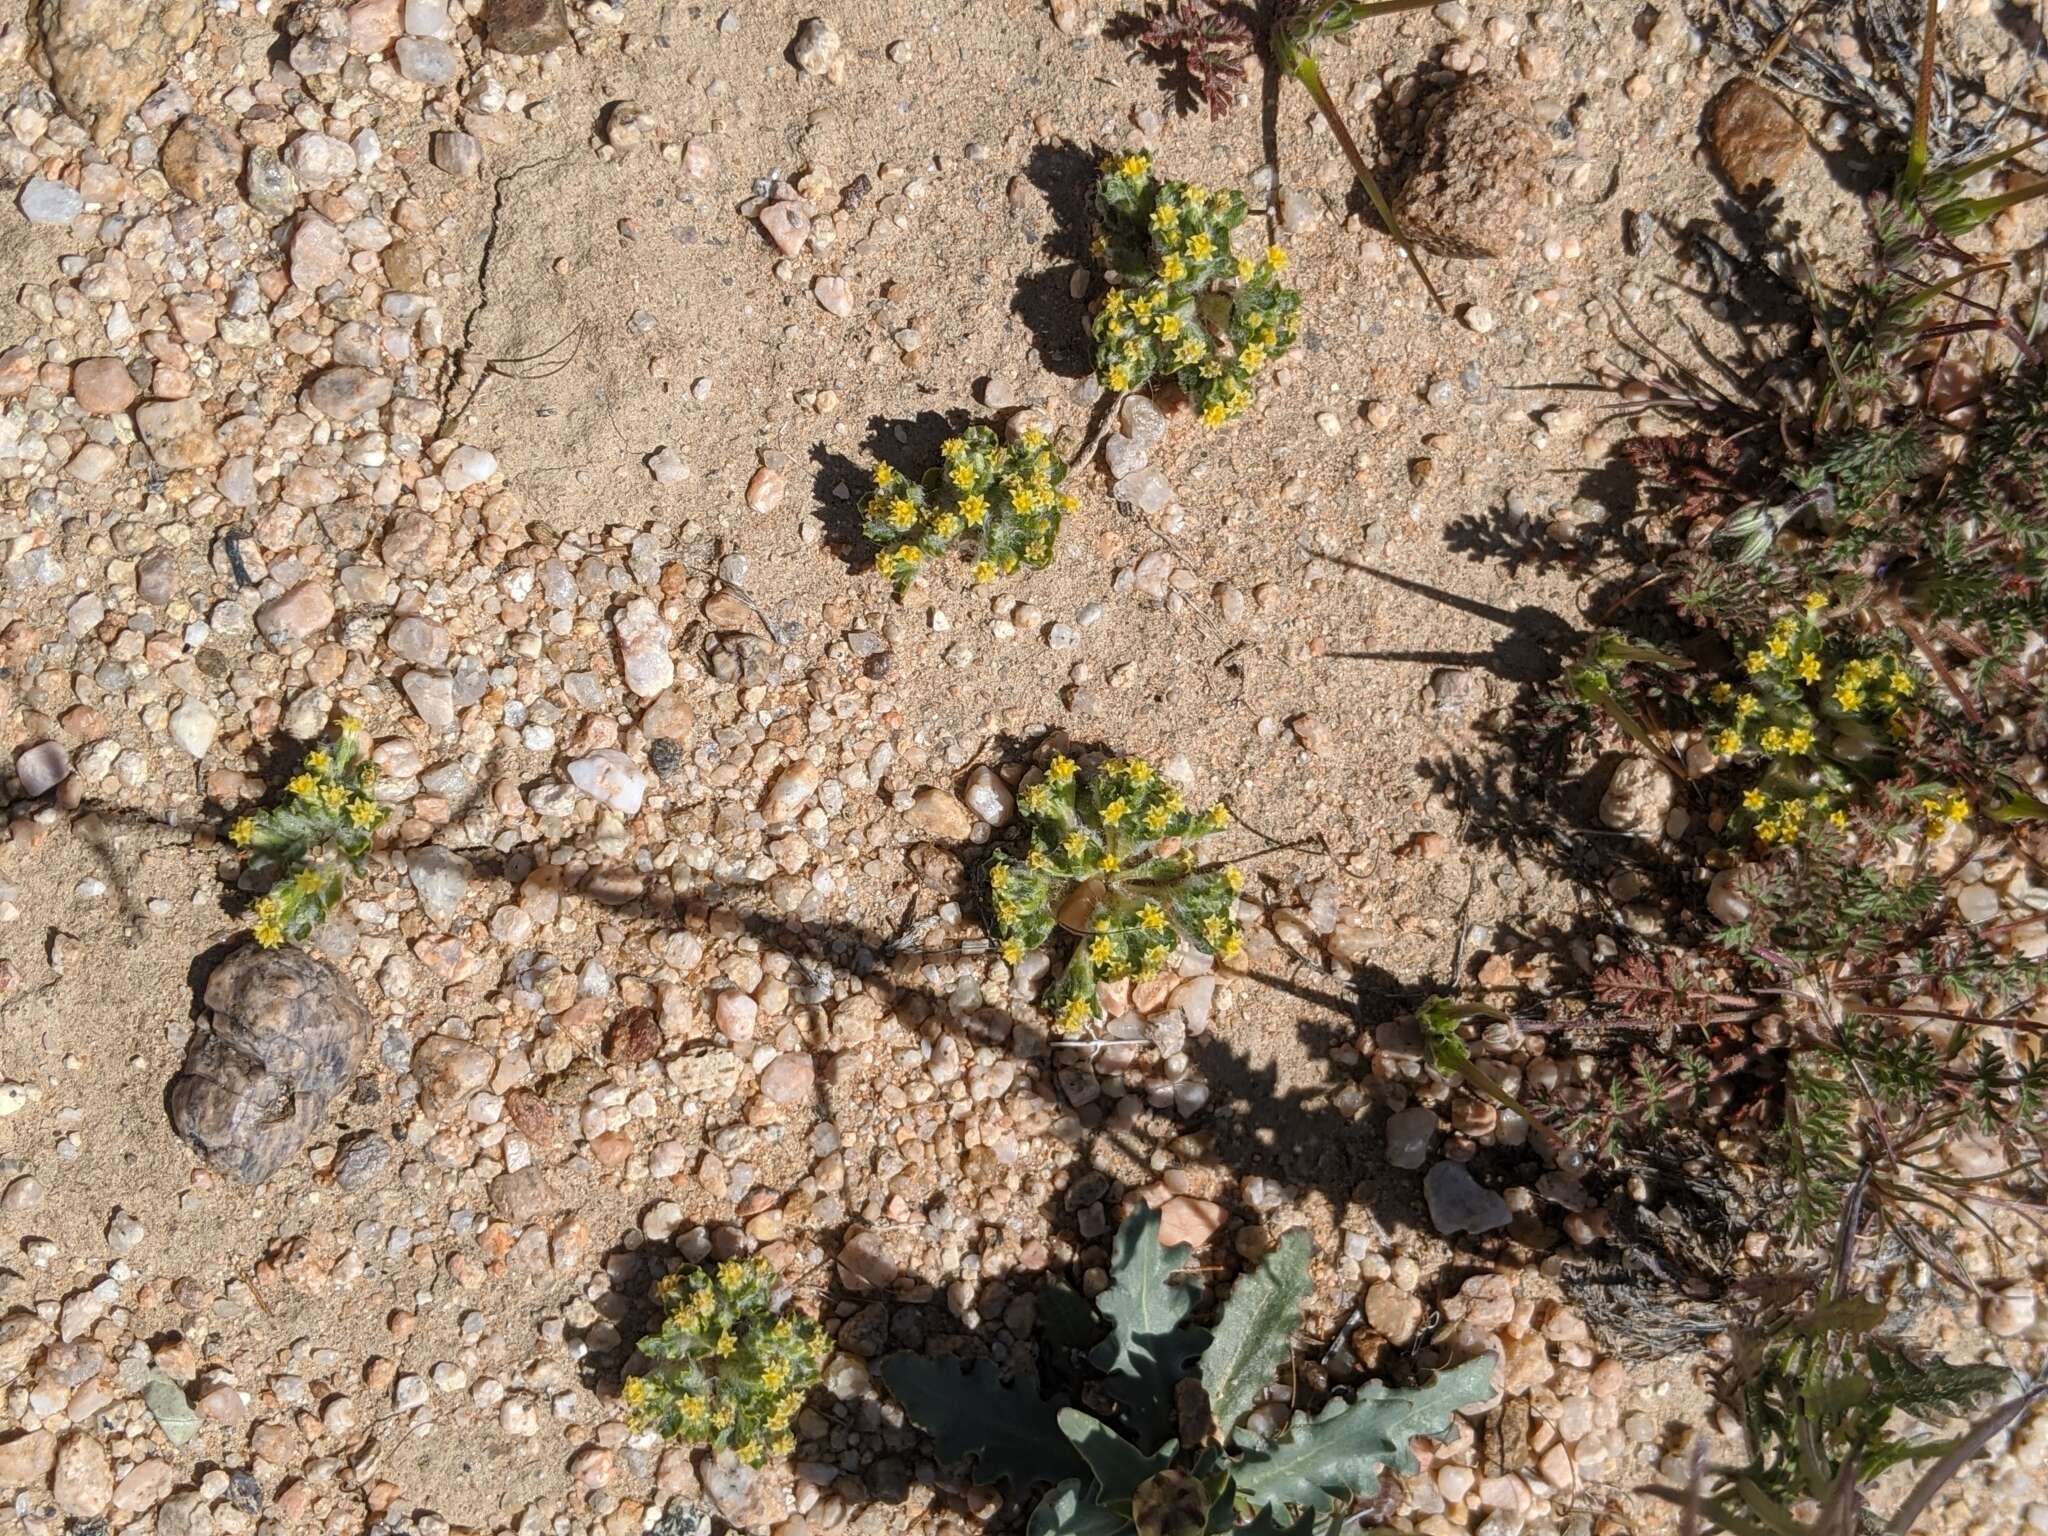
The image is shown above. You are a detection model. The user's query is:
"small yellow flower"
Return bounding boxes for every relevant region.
[1796,652,1822,684]
[1828,809,1848,829]
[1206,802,1229,828]
[1712,729,1741,756]
[1099,850,1121,873]
[873,461,898,487]
[1000,938,1023,964]
[1089,935,1115,965]
[1264,245,1288,270]
[1744,650,1770,676]
[230,816,257,846]
[1804,591,1827,613]
[959,493,987,525]
[287,773,318,798]
[338,714,364,734]
[1156,313,1182,341]
[252,917,285,948]
[948,462,977,490]
[1834,682,1864,711]
[304,750,332,774]
[1200,400,1229,426]
[1759,726,1786,754]
[1048,755,1076,785]
[1742,788,1767,811]
[972,559,997,582]
[931,513,961,538]
[1117,153,1149,178]
[887,497,916,530]
[1187,231,1213,260]
[1224,866,1244,893]
[1239,343,1266,370]
[1785,726,1814,754]
[1106,363,1132,391]
[1101,797,1129,826]
[1734,694,1761,720]
[1139,904,1167,933]
[1235,256,1255,280]
[1159,253,1186,282]
[1057,995,1093,1035]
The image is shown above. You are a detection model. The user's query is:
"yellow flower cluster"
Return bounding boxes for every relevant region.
[863,424,1072,589]
[1706,601,1933,847]
[1089,157,1299,426]
[988,753,1245,1034]
[231,717,386,948]
[626,1257,827,1467]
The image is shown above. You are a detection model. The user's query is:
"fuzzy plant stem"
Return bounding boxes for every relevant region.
[1287,53,1444,310]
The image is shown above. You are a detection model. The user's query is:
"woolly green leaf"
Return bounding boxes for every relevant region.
[1028,1480,1128,1536]
[1199,1229,1311,1434]
[1040,1278,1101,1352]
[878,1356,1084,1489]
[1239,1508,1315,1536]
[1089,1207,1210,1451]
[1234,1355,1496,1518]
[1056,1409,1171,1507]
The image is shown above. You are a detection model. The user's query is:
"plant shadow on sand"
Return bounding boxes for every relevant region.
[63,717,1670,1531]
[808,408,979,580]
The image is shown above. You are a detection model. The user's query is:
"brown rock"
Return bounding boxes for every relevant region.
[168,946,369,1185]
[255,581,336,645]
[69,356,136,415]
[0,1429,56,1488]
[904,786,974,840]
[605,1008,663,1066]
[31,0,207,146]
[488,1167,557,1222]
[345,0,402,53]
[1709,79,1807,200]
[134,396,221,468]
[486,0,569,54]
[1392,78,1549,259]
[1150,1190,1227,1249]
[161,116,240,204]
[51,1432,112,1518]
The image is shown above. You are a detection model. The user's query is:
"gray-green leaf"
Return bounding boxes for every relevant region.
[1028,1479,1129,1536]
[1057,1408,1171,1506]
[144,1375,201,1445]
[1234,1355,1497,1518]
[1199,1228,1312,1433]
[879,1356,1085,1489]
[1089,1207,1210,1451]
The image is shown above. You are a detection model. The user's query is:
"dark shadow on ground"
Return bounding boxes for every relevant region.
[1011,140,1098,379]
[807,407,979,579]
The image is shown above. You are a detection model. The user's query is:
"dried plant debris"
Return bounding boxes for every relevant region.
[1710,0,2011,166]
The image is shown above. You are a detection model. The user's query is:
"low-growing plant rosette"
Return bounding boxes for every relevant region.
[229,717,387,948]
[987,754,1243,1035]
[861,424,1074,590]
[1700,596,1964,846]
[1090,151,1301,427]
[623,1257,828,1466]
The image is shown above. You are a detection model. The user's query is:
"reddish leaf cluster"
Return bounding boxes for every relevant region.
[1139,0,1254,119]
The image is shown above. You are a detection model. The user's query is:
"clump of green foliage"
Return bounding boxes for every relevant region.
[1090,151,1300,426]
[229,716,387,949]
[1526,0,2048,1281]
[624,1257,828,1466]
[1676,1274,2032,1535]
[989,753,1243,1035]
[881,1206,1495,1533]
[863,423,1074,590]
